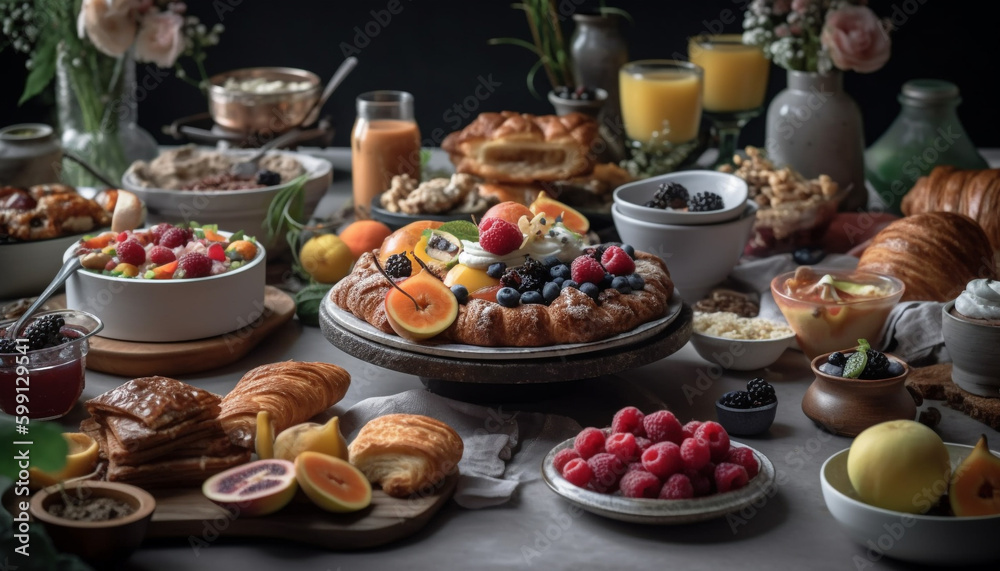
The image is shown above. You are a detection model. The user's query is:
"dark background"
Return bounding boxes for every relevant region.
[3,0,998,150]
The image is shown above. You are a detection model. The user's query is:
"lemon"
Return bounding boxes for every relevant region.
[299,233,353,283]
[29,432,100,489]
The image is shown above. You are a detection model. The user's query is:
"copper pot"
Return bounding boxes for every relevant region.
[208,67,321,135]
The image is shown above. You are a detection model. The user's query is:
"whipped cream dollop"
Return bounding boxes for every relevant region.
[458,225,584,269]
[955,279,1000,320]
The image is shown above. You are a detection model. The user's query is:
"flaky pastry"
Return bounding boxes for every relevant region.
[348,414,463,498]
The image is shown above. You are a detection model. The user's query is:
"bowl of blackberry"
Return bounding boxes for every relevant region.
[613,170,748,225]
[803,339,916,437]
[715,378,778,436]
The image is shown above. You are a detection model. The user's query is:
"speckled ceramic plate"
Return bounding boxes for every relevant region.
[323,291,683,361]
[541,438,776,524]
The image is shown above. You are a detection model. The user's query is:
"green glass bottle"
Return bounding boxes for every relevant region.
[864,79,988,215]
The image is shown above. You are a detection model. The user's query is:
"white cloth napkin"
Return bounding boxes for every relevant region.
[339,389,582,509]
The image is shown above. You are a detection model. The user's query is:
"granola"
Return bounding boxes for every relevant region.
[380,173,492,214]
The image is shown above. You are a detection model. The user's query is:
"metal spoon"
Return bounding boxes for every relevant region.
[4,256,82,341]
[230,56,358,179]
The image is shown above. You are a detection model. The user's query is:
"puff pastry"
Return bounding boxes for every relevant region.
[218,361,351,448]
[348,414,463,498]
[442,111,597,183]
[901,165,1000,253]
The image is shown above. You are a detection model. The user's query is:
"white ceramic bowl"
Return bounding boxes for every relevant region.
[613,200,757,302]
[690,329,796,371]
[121,149,331,257]
[0,234,90,300]
[62,232,266,342]
[613,170,748,225]
[821,443,1000,566]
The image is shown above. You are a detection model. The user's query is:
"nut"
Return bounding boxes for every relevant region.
[81,252,111,270]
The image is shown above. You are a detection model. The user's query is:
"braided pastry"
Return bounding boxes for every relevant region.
[901,165,1000,253]
[330,250,674,346]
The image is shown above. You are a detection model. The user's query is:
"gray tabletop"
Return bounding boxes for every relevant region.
[42,150,1000,570]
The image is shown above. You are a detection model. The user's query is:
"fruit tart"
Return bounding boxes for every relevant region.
[330,201,674,347]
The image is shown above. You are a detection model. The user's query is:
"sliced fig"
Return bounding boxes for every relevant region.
[202,458,297,517]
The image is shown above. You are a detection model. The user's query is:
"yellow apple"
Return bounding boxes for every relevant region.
[847,419,951,514]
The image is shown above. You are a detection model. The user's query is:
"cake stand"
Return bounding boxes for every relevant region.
[319,293,692,402]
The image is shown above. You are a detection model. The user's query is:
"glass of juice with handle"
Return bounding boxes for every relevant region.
[351,91,421,220]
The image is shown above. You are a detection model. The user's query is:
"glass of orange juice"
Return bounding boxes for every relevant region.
[619,60,703,146]
[351,91,421,220]
[688,34,770,168]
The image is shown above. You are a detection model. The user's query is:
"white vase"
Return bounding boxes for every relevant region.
[765,70,867,211]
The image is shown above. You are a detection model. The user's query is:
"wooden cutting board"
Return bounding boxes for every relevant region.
[147,473,458,549]
[50,286,296,377]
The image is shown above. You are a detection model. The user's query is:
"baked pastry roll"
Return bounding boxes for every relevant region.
[348,414,463,498]
[442,111,597,183]
[218,361,351,448]
[901,165,1000,254]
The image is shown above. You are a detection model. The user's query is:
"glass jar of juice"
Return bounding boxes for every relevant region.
[351,91,421,220]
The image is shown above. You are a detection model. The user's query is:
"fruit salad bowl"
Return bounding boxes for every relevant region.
[613,170,748,225]
[62,226,266,342]
[821,442,1000,566]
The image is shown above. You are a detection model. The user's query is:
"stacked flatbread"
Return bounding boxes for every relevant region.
[81,376,250,487]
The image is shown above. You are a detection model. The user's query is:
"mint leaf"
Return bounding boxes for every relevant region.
[437,220,479,243]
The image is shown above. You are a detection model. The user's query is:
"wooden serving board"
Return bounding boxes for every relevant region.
[51,286,296,377]
[146,473,458,549]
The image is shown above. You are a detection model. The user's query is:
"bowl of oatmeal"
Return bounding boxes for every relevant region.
[122,145,332,257]
[690,311,796,371]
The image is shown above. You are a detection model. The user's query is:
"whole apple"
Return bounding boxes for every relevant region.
[847,419,951,514]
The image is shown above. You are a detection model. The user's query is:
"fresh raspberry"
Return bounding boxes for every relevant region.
[148,245,176,265]
[552,448,580,474]
[116,231,129,243]
[177,252,212,278]
[573,427,606,459]
[159,227,188,249]
[641,441,683,479]
[635,436,653,453]
[207,242,226,262]
[659,473,694,500]
[643,410,684,444]
[570,255,605,285]
[726,446,760,479]
[478,216,502,233]
[619,469,661,499]
[695,421,731,463]
[116,239,145,266]
[626,461,647,473]
[478,218,523,256]
[714,462,749,493]
[561,458,593,488]
[150,222,173,244]
[587,452,627,492]
[604,432,639,462]
[684,468,713,497]
[600,245,636,276]
[679,437,711,471]
[611,406,646,437]
[682,420,703,440]
[700,461,716,478]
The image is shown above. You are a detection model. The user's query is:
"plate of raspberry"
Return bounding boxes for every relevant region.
[541,411,776,524]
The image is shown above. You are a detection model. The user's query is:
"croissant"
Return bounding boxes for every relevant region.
[857,212,997,302]
[348,414,463,498]
[218,361,351,448]
[901,165,1000,253]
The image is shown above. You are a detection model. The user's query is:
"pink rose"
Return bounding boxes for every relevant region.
[77,0,141,58]
[773,0,792,16]
[775,24,791,38]
[134,10,185,68]
[821,5,890,73]
[791,0,811,13]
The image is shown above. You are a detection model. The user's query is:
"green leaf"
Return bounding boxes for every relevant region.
[294,283,333,327]
[437,220,479,243]
[486,37,544,57]
[843,349,868,379]
[0,417,68,479]
[18,34,57,105]
[599,6,634,25]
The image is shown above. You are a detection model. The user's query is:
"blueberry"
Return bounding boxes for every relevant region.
[818,362,844,377]
[542,281,561,303]
[627,274,645,291]
[550,264,571,280]
[611,276,632,294]
[793,248,826,265]
[580,282,600,300]
[520,290,544,304]
[496,287,520,308]
[828,351,847,367]
[561,279,579,290]
[622,244,635,259]
[601,273,614,288]
[450,285,468,304]
[542,255,561,269]
[886,360,904,378]
[487,262,507,279]
[255,169,281,186]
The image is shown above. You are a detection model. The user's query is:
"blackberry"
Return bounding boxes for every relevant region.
[861,349,890,379]
[553,85,599,101]
[512,258,548,293]
[0,338,17,354]
[720,390,753,409]
[384,253,412,279]
[644,182,689,209]
[747,377,777,406]
[828,352,847,367]
[688,192,724,212]
[24,315,65,350]
[255,170,281,186]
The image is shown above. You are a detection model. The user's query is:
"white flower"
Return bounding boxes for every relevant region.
[134,9,184,68]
